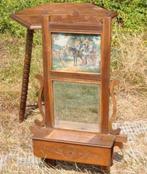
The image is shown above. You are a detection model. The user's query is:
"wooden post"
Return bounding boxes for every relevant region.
[42,15,53,127]
[101,17,112,133]
[19,29,34,122]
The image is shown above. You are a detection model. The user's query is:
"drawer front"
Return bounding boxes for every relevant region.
[33,140,113,166]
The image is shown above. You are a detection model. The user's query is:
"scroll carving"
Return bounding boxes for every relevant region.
[35,74,45,127]
[109,80,121,135]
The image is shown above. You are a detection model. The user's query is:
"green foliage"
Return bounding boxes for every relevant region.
[100,0,147,32]
[0,0,146,36]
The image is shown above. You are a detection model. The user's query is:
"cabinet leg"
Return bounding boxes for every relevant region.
[19,29,34,122]
[44,159,57,167]
[100,166,110,174]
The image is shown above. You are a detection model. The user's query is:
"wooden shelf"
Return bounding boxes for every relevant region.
[32,126,115,166]
[32,126,115,148]
[11,3,117,30]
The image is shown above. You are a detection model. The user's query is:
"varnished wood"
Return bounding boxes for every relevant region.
[33,140,113,166]
[48,22,103,34]
[11,3,117,30]
[114,135,127,149]
[34,13,124,169]
[31,126,115,147]
[19,29,34,122]
[31,125,127,148]
[40,17,112,133]
[100,18,112,133]
[11,3,127,170]
[11,3,117,124]
[42,16,52,127]
[50,71,101,82]
[32,126,114,166]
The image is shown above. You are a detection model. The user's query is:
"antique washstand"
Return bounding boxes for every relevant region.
[11,3,126,171]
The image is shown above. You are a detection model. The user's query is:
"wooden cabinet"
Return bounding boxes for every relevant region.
[12,3,127,170]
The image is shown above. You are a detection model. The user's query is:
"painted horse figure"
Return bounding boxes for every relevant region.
[69,44,89,66]
[69,47,84,66]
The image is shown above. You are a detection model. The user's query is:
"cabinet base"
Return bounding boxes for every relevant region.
[31,126,118,167]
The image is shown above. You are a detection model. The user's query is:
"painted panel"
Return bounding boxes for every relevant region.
[52,33,101,73]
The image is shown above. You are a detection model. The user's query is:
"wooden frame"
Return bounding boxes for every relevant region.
[42,15,111,133]
[11,3,117,123]
[31,13,127,170]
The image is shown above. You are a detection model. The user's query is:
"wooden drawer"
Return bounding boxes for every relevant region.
[33,139,113,166]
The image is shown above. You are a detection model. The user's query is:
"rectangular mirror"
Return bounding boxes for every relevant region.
[53,81,100,132]
[52,33,101,73]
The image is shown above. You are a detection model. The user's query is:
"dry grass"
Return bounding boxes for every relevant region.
[0,31,147,173]
[111,31,147,93]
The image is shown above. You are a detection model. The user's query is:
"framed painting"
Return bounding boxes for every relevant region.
[52,33,101,73]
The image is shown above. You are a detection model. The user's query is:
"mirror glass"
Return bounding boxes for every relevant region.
[53,81,100,132]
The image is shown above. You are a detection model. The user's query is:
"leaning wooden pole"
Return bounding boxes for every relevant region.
[19,29,34,122]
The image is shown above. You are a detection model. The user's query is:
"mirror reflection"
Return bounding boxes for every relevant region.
[53,81,100,132]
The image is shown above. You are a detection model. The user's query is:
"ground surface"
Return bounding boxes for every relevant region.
[0,33,147,174]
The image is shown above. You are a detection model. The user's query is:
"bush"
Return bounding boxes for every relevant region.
[0,0,146,36]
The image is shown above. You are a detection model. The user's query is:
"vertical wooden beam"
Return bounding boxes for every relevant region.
[19,29,34,122]
[42,15,53,127]
[101,17,112,133]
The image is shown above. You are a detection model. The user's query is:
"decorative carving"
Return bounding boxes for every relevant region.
[109,80,120,134]
[35,74,45,127]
